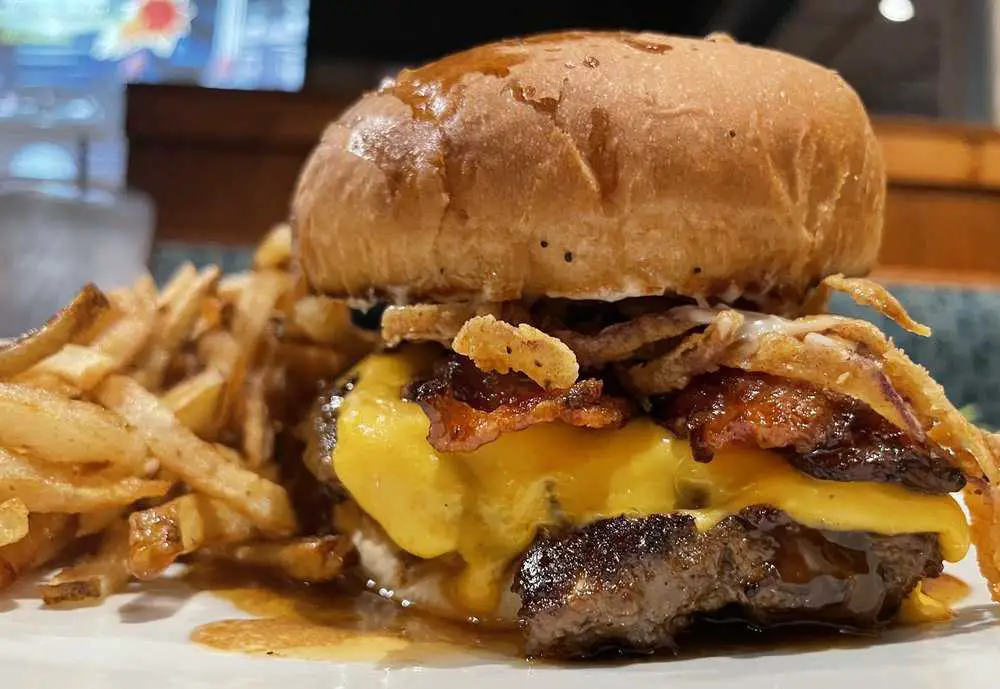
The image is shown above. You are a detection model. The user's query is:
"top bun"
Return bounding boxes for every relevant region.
[293,31,885,305]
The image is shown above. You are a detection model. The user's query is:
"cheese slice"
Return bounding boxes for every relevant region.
[332,349,971,615]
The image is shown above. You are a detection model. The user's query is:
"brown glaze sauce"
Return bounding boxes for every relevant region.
[746,511,928,625]
[619,36,674,54]
[379,30,680,123]
[508,83,560,116]
[186,562,967,665]
[187,564,522,664]
[380,43,529,122]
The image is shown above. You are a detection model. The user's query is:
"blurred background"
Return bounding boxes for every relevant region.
[1,0,999,421]
[2,0,996,191]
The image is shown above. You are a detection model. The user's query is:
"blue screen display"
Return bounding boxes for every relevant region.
[0,0,309,187]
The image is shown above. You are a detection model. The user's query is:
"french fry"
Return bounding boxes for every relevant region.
[242,371,273,469]
[209,270,291,434]
[191,296,229,340]
[135,266,220,391]
[77,508,124,538]
[21,344,116,390]
[72,294,123,346]
[129,351,170,391]
[210,443,279,479]
[291,296,355,345]
[162,266,222,349]
[0,383,148,469]
[277,342,349,389]
[0,498,29,548]
[233,271,291,357]
[160,369,225,438]
[127,494,255,579]
[253,223,293,270]
[205,536,351,583]
[0,226,368,603]
[195,330,243,437]
[217,273,251,303]
[91,275,157,372]
[0,514,77,590]
[0,448,170,513]
[121,273,158,308]
[96,376,298,536]
[213,443,247,466]
[156,262,197,311]
[10,371,82,398]
[275,273,310,318]
[39,520,131,606]
[0,284,110,379]
[198,330,241,377]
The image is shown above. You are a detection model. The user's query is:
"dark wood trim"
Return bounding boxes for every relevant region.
[126,84,355,147]
[874,116,1000,191]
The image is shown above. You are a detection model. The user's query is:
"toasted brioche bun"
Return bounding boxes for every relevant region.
[294,31,884,305]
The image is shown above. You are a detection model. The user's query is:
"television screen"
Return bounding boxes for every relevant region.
[0,0,310,187]
[0,0,309,93]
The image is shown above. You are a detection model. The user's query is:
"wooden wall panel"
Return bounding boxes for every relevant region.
[126,84,350,244]
[126,84,350,148]
[880,186,1000,272]
[874,119,1000,275]
[128,143,309,245]
[877,120,1000,190]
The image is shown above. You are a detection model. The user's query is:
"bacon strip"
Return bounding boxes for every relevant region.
[653,368,964,495]
[407,355,630,453]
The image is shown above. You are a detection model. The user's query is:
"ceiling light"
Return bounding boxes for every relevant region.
[879,0,915,23]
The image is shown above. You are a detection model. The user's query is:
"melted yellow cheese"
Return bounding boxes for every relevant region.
[333,350,971,615]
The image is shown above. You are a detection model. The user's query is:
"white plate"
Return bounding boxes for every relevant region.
[1,554,997,689]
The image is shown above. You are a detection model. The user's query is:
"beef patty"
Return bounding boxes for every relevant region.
[514,507,942,658]
[652,368,964,494]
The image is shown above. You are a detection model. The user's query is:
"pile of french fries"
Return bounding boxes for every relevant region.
[0,225,370,606]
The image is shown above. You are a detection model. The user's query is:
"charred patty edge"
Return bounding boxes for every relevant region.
[514,506,942,658]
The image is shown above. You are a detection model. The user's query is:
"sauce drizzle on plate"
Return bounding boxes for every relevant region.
[187,564,969,665]
[186,564,522,664]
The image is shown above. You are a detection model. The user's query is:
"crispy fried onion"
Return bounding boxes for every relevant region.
[381,303,499,347]
[628,307,986,489]
[821,274,931,337]
[553,311,703,367]
[452,315,578,390]
[716,324,925,441]
[624,310,745,395]
[407,354,630,452]
[969,432,1000,601]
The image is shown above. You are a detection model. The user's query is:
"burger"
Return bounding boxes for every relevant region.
[290,30,998,658]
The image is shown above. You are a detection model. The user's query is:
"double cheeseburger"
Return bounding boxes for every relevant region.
[291,31,1000,657]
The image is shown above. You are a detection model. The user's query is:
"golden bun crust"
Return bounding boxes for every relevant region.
[293,31,884,304]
